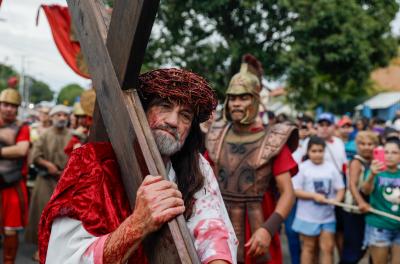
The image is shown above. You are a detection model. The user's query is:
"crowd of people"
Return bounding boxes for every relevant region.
[280,112,400,264]
[0,84,95,263]
[0,57,399,264]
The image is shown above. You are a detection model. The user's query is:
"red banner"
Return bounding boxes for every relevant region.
[38,5,90,78]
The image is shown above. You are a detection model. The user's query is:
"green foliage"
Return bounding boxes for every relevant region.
[28,77,54,103]
[284,0,399,113]
[144,0,293,99]
[142,0,398,113]
[57,83,84,106]
[0,64,18,92]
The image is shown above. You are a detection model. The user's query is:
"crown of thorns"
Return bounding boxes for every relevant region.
[138,68,217,123]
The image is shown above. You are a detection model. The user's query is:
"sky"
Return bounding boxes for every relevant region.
[0,0,91,93]
[0,0,400,93]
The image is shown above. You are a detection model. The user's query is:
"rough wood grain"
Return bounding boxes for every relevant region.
[66,0,200,263]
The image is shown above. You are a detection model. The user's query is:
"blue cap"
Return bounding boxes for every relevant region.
[317,112,335,124]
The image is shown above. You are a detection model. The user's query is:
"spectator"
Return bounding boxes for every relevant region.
[362,138,400,264]
[316,112,347,254]
[25,105,72,262]
[341,131,379,264]
[29,106,51,143]
[284,117,314,264]
[292,136,345,264]
[0,86,30,264]
[337,116,357,160]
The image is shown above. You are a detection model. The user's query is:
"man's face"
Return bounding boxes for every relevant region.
[39,108,50,123]
[76,115,87,127]
[317,120,334,140]
[146,100,194,156]
[52,112,69,128]
[339,124,353,138]
[227,94,253,123]
[0,102,18,123]
[299,125,310,140]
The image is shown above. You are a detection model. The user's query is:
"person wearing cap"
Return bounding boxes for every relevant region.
[315,112,347,257]
[0,84,30,264]
[206,54,298,264]
[39,69,237,264]
[337,116,357,160]
[25,104,72,261]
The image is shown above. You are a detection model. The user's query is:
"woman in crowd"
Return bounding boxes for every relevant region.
[341,131,378,264]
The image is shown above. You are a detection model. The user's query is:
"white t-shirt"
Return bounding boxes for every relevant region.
[292,137,310,164]
[292,160,345,223]
[324,136,347,174]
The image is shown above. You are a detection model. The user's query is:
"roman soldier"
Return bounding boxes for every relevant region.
[64,88,96,155]
[0,81,30,264]
[206,55,299,264]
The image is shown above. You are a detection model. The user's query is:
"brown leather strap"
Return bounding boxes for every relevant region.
[261,212,284,237]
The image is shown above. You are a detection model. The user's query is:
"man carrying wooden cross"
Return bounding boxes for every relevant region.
[38,68,238,264]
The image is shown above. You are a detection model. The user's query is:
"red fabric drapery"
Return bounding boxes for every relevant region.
[39,5,90,78]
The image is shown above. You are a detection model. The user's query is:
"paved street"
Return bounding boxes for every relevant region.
[0,232,37,264]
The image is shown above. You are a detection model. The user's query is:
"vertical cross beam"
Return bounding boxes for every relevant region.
[66,0,200,263]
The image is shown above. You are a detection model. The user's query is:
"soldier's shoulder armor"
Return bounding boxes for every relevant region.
[256,123,299,168]
[205,120,230,163]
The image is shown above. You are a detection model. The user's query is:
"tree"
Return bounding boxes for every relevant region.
[106,0,399,112]
[28,77,54,103]
[0,64,18,92]
[284,0,399,113]
[143,0,293,98]
[57,83,84,106]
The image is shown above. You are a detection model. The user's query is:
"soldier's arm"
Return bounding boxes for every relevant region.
[1,141,29,159]
[274,171,296,218]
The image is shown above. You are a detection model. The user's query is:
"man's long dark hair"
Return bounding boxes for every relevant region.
[171,118,204,219]
[143,97,205,219]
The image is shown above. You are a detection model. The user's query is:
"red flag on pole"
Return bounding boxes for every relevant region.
[37,5,90,78]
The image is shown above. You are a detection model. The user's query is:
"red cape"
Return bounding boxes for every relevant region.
[38,142,147,264]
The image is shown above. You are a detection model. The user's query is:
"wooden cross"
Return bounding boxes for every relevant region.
[66,1,200,263]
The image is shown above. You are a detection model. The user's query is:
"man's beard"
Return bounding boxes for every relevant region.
[54,120,68,128]
[152,125,184,156]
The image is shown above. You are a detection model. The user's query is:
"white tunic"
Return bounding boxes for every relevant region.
[46,155,238,264]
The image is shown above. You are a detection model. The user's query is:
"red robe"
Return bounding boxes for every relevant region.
[38,142,147,264]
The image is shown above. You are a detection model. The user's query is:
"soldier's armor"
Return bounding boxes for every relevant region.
[206,121,298,262]
[0,122,24,185]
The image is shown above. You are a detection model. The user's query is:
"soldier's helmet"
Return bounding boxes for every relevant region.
[223,54,264,124]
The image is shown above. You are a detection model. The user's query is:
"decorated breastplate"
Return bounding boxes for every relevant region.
[217,137,272,202]
[206,121,298,261]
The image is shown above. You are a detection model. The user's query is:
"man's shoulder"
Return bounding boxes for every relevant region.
[265,123,299,152]
[70,141,115,162]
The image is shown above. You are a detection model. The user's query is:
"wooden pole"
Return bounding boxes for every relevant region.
[325,200,400,222]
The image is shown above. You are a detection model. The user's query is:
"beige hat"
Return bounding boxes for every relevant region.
[49,105,71,116]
